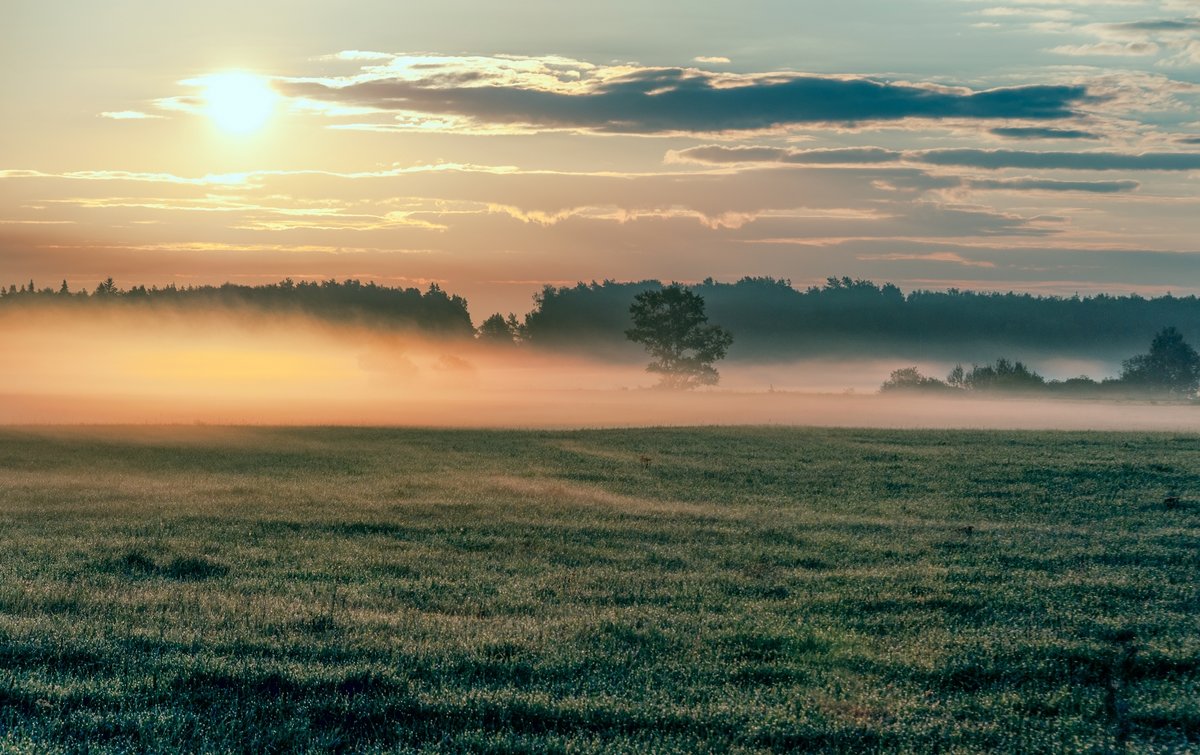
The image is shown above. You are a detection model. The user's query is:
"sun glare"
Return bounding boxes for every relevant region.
[202,72,277,134]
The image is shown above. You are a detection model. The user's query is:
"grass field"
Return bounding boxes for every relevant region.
[0,426,1196,753]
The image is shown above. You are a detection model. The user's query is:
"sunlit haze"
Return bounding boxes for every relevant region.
[0,304,1189,429]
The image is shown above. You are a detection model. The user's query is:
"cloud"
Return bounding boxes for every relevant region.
[3,161,959,235]
[857,251,997,268]
[665,145,903,165]
[917,149,1200,170]
[1105,18,1200,32]
[1033,10,1200,66]
[956,0,1153,8]
[321,50,396,61]
[0,169,250,186]
[978,7,1077,20]
[99,111,162,120]
[990,126,1100,140]
[693,56,731,64]
[670,144,1200,171]
[0,164,522,189]
[2,158,1068,287]
[1050,41,1160,56]
[276,55,1095,134]
[964,177,1139,192]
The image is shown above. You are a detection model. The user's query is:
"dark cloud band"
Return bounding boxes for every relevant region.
[964,178,1139,193]
[919,149,1200,171]
[990,127,1099,140]
[1104,19,1200,32]
[284,70,1092,133]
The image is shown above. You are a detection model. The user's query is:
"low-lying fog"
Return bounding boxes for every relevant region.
[1,307,1195,431]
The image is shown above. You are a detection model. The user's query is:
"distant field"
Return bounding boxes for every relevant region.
[0,426,1196,753]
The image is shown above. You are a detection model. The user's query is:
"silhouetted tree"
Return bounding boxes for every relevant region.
[626,285,733,389]
[880,367,953,393]
[505,313,526,343]
[960,358,1045,392]
[946,364,966,388]
[93,278,120,297]
[1120,326,1200,397]
[478,312,517,343]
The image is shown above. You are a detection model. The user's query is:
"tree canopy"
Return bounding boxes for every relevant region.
[1119,326,1200,397]
[625,285,733,389]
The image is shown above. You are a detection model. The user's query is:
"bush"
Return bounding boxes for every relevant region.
[880,367,954,393]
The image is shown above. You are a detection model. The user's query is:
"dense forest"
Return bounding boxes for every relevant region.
[4,275,1200,362]
[516,277,1200,361]
[0,277,475,337]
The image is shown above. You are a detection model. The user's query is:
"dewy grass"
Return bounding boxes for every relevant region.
[0,426,1196,752]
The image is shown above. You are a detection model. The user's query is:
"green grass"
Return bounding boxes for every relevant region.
[0,426,1196,753]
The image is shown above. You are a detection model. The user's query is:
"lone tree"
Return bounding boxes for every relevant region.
[626,285,733,389]
[1120,326,1200,398]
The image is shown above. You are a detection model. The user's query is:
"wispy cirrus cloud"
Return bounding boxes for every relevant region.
[1049,41,1161,56]
[0,163,521,189]
[977,7,1079,21]
[99,111,163,120]
[856,250,997,268]
[669,144,1200,172]
[0,158,1066,258]
[958,0,1152,9]
[666,146,906,165]
[964,0,1200,66]
[0,169,249,186]
[1043,10,1200,64]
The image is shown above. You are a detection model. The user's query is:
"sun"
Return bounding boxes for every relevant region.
[202,72,277,134]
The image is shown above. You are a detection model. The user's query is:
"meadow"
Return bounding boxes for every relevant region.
[0,426,1196,753]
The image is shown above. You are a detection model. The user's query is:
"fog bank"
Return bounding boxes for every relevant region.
[0,306,1194,431]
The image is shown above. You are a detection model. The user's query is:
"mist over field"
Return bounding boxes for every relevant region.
[1,304,1193,431]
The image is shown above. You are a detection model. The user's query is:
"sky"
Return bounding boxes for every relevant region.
[4,0,1200,318]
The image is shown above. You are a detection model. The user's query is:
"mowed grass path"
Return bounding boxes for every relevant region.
[0,426,1196,753]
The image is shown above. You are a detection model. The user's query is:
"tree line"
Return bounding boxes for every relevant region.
[5,275,1200,368]
[880,326,1200,399]
[486,277,1200,360]
[0,277,474,336]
